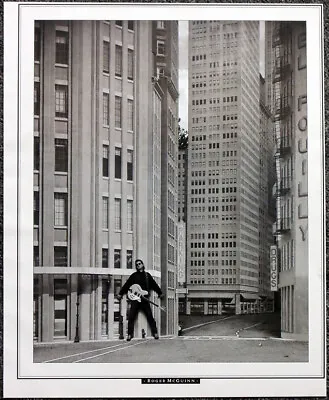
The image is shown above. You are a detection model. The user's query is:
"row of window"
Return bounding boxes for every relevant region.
[34,192,134,231]
[103,43,134,80]
[102,197,133,231]
[189,278,237,285]
[34,139,133,181]
[103,95,134,130]
[102,248,133,269]
[102,145,133,180]
[33,245,134,268]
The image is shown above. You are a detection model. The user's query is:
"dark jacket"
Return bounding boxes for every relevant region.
[119,270,162,298]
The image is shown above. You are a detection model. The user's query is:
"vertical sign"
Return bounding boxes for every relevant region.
[177,221,186,285]
[270,245,278,291]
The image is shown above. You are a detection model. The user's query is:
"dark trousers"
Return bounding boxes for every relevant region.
[127,299,157,336]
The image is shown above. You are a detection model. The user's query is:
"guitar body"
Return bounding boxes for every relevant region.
[127,283,166,312]
[127,284,148,302]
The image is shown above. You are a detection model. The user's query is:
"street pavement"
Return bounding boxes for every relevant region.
[34,313,308,363]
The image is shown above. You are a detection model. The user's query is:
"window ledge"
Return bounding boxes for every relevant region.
[54,171,68,176]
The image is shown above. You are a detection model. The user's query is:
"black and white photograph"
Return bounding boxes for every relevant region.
[3,3,326,398]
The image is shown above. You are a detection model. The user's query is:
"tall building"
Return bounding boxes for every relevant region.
[270,21,308,341]
[177,135,188,313]
[186,20,274,316]
[153,20,179,336]
[33,20,179,343]
[178,140,188,223]
[259,73,275,309]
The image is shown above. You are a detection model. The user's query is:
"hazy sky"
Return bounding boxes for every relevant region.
[178,21,265,132]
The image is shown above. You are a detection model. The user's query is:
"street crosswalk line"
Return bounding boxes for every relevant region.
[180,335,268,341]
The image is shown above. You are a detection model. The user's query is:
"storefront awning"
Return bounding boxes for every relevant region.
[240,293,260,302]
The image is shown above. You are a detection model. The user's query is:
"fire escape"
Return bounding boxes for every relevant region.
[272,22,292,237]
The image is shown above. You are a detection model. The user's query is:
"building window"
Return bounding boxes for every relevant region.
[34,246,40,266]
[157,40,165,56]
[54,193,68,226]
[114,249,121,268]
[190,300,204,315]
[55,138,68,172]
[53,279,67,337]
[55,85,68,118]
[127,99,134,131]
[102,248,108,268]
[102,197,109,229]
[103,92,109,126]
[128,21,134,31]
[115,147,122,179]
[127,150,133,181]
[114,198,121,230]
[54,247,68,266]
[115,96,122,128]
[34,82,40,115]
[115,45,122,77]
[128,49,134,80]
[127,200,133,231]
[55,31,69,65]
[115,20,122,27]
[34,27,41,61]
[157,21,165,29]
[127,250,133,269]
[103,144,109,177]
[103,41,110,73]
[34,191,39,226]
[34,136,40,171]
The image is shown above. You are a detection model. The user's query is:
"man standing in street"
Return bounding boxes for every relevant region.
[117,259,164,341]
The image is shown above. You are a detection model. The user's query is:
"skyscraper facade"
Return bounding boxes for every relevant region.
[259,73,275,309]
[270,21,308,340]
[186,20,274,316]
[33,20,179,343]
[153,20,180,336]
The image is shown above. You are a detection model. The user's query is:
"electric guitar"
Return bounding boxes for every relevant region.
[127,284,166,312]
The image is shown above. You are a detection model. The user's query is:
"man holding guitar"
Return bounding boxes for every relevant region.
[117,259,164,341]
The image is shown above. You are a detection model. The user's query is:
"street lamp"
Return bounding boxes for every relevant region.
[74,274,89,343]
[74,274,80,343]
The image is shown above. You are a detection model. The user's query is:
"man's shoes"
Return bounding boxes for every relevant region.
[153,333,159,340]
[127,335,133,342]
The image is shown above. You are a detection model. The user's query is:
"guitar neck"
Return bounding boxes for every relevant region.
[141,295,166,312]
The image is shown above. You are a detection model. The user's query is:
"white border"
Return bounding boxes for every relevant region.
[4,2,326,398]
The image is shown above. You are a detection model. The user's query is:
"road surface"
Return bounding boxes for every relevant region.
[34,314,308,363]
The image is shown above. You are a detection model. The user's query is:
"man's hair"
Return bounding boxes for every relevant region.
[135,259,145,270]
